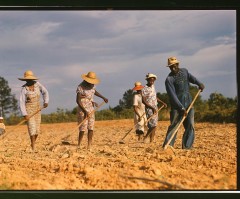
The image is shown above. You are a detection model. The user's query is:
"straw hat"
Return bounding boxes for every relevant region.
[18,70,38,81]
[145,73,157,80]
[166,56,180,67]
[132,81,144,91]
[81,71,100,84]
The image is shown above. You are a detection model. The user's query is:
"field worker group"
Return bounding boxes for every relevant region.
[16,56,204,151]
[132,56,204,149]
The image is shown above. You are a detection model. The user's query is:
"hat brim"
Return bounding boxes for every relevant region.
[132,85,144,90]
[166,61,179,67]
[145,76,157,80]
[18,77,38,81]
[82,74,100,84]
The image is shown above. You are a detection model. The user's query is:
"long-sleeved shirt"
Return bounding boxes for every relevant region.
[165,68,202,110]
[19,81,49,116]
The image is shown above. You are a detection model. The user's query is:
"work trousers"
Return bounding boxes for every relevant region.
[163,108,195,149]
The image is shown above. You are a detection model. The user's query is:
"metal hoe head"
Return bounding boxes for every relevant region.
[62,140,71,145]
[119,139,125,144]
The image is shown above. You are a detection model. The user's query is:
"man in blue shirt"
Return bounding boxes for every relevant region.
[162,57,205,149]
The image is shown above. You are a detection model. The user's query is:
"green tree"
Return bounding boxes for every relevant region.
[208,92,228,111]
[95,109,116,120]
[157,92,170,107]
[118,89,134,109]
[0,77,19,117]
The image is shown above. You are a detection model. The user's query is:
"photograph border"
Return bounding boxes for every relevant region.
[0,0,239,199]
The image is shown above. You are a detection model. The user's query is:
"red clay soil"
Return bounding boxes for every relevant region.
[0,120,236,190]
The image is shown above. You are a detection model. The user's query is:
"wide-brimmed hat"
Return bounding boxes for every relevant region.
[81,71,100,84]
[132,81,144,91]
[145,73,157,80]
[18,70,38,81]
[166,56,180,67]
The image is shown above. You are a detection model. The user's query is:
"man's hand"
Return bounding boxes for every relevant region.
[199,84,205,92]
[180,108,187,117]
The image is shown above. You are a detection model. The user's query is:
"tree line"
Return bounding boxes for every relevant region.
[0,76,237,125]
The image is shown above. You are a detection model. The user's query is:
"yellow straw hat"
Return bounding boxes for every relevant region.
[166,56,180,67]
[132,81,144,91]
[81,71,100,84]
[18,70,38,81]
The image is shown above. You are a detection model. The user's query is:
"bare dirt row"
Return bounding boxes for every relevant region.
[0,120,236,190]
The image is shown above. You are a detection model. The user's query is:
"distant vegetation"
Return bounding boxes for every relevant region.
[1,74,237,126]
[46,86,237,124]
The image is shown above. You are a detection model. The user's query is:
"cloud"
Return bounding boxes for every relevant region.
[0,10,236,113]
[182,43,236,78]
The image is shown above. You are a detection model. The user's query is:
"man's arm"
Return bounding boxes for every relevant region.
[187,71,205,91]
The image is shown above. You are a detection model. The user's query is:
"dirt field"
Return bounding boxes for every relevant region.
[0,120,236,190]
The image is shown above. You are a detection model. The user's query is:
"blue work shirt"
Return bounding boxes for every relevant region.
[165,68,202,110]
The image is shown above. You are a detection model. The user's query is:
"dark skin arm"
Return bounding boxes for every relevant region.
[76,89,108,118]
[94,90,109,106]
[76,92,89,119]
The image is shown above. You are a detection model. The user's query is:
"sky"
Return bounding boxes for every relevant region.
[0,10,236,114]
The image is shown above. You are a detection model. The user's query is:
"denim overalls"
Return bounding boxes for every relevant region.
[163,68,201,149]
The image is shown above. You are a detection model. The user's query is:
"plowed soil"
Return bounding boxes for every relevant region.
[0,120,236,190]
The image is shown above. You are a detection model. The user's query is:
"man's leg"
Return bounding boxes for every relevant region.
[182,108,195,149]
[162,109,181,148]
